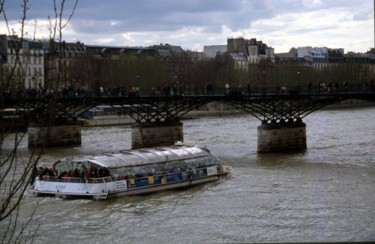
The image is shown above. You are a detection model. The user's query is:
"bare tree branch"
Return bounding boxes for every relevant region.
[1,0,78,243]
[61,0,78,30]
[0,0,11,34]
[32,19,37,41]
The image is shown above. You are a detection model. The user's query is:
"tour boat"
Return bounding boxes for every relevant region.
[32,145,231,200]
[79,105,134,127]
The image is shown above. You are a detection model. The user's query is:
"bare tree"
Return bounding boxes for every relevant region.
[46,0,78,90]
[0,2,41,243]
[0,0,78,243]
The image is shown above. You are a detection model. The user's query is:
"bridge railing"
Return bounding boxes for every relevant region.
[2,82,374,100]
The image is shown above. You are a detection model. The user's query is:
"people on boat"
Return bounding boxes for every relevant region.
[37,167,57,180]
[37,164,111,183]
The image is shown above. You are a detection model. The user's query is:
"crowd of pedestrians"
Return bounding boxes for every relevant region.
[3,79,375,100]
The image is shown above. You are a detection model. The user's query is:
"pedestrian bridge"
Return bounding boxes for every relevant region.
[3,91,375,153]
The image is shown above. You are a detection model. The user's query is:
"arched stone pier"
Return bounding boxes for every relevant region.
[28,122,82,148]
[131,120,183,149]
[257,119,307,153]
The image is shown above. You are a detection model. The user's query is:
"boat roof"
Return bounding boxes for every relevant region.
[55,145,210,169]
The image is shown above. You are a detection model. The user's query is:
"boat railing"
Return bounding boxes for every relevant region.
[39,175,112,184]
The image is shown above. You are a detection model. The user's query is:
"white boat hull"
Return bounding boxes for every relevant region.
[33,169,230,200]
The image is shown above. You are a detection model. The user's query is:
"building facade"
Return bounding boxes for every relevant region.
[227,37,275,70]
[0,35,44,90]
[43,40,86,90]
[203,45,227,58]
[297,46,344,69]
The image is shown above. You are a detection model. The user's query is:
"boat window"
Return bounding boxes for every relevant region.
[100,154,213,180]
[184,155,212,168]
[108,166,134,179]
[54,160,102,175]
[109,164,159,180]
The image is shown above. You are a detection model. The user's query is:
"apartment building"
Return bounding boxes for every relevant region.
[43,40,86,90]
[203,45,227,58]
[0,35,44,89]
[227,37,275,69]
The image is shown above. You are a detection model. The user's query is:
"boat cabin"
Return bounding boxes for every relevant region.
[40,146,218,185]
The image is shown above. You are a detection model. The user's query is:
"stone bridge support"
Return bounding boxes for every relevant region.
[257,119,307,153]
[28,122,82,148]
[131,120,183,149]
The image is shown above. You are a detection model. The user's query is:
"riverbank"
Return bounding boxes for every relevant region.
[325,99,375,109]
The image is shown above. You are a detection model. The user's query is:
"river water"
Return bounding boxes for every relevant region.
[2,106,375,243]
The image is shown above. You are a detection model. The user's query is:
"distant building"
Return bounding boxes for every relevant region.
[85,43,189,89]
[151,43,186,62]
[345,52,375,63]
[152,43,189,85]
[230,52,248,69]
[0,35,44,90]
[85,43,185,61]
[43,40,86,90]
[226,37,275,69]
[275,46,347,69]
[203,45,227,58]
[274,48,298,64]
[296,46,344,69]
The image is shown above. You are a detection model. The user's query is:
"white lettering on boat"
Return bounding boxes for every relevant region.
[207,166,217,176]
[56,185,66,190]
[115,180,127,190]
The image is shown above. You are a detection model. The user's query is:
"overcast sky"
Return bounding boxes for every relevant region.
[1,0,373,53]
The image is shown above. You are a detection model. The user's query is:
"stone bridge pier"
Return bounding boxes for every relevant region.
[28,122,82,148]
[27,118,306,153]
[27,120,183,149]
[131,120,183,149]
[257,119,307,153]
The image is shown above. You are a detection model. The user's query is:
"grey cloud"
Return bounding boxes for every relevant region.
[2,0,371,53]
[352,10,373,21]
[73,0,245,32]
